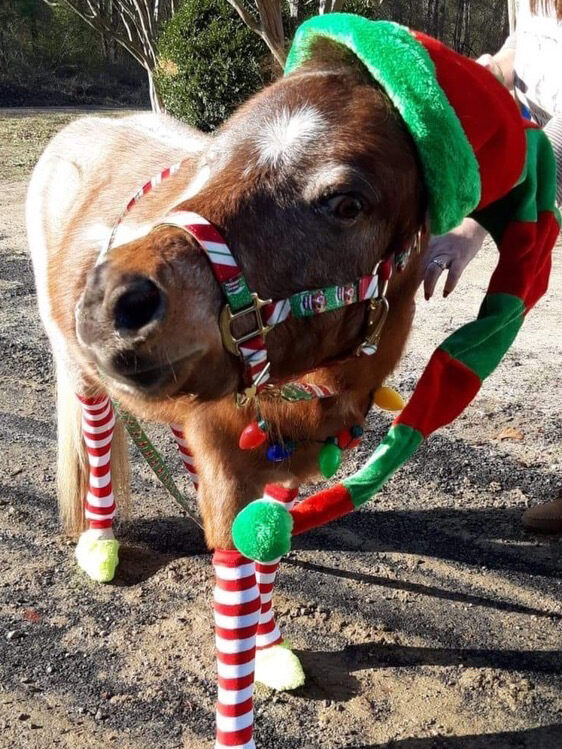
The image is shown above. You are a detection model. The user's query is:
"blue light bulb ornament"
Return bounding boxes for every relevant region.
[266,441,295,462]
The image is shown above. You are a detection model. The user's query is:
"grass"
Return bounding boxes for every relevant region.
[0,109,140,182]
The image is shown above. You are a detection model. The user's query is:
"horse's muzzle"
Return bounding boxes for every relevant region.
[76,262,196,393]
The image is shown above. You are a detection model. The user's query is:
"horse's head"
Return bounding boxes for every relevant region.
[77,40,426,404]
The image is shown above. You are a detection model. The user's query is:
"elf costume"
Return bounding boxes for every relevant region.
[233,13,560,563]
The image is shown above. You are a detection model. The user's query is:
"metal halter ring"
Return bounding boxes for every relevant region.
[430,258,448,271]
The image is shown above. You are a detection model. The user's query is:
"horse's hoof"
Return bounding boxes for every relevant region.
[75,530,119,583]
[232,499,293,562]
[255,643,305,691]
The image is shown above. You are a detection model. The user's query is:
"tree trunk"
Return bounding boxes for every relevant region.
[256,0,286,68]
[508,0,517,33]
[147,67,163,112]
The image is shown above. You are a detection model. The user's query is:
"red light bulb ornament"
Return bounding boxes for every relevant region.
[348,424,364,449]
[239,419,268,450]
[337,429,353,450]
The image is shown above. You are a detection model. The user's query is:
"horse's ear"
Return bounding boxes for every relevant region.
[293,36,373,84]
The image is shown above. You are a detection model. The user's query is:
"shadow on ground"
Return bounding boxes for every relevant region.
[347,723,562,748]
[294,504,561,580]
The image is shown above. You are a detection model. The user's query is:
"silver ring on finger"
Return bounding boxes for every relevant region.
[430,258,448,271]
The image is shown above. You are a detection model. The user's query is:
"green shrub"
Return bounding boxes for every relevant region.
[156,0,271,131]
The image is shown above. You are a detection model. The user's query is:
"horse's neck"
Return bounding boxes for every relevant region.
[71,118,208,258]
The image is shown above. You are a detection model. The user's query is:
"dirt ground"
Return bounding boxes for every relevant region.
[0,109,561,749]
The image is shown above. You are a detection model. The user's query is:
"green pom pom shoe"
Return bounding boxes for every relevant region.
[255,642,305,691]
[75,529,120,583]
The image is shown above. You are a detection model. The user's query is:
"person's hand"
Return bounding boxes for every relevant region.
[475,46,516,90]
[423,218,487,300]
[476,53,505,83]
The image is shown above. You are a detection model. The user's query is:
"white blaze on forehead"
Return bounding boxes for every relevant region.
[254,105,326,167]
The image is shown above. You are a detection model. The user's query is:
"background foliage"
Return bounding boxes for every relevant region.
[0,0,146,106]
[1,0,509,113]
[155,0,271,130]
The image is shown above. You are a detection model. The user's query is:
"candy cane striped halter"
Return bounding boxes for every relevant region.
[100,162,422,405]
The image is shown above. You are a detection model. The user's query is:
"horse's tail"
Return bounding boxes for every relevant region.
[56,362,130,536]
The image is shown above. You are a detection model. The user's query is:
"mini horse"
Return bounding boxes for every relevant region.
[27,4,561,742]
[27,38,426,748]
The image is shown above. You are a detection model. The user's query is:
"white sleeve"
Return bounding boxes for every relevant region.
[543,114,562,206]
[500,31,517,51]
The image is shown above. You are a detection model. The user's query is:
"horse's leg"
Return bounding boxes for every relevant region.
[254,485,305,691]
[169,424,199,489]
[214,549,260,749]
[73,393,120,582]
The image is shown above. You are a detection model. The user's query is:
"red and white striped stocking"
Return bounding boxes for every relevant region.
[170,423,199,490]
[77,394,116,530]
[255,485,299,650]
[213,550,260,749]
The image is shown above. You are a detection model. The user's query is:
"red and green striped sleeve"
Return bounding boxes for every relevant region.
[290,126,560,535]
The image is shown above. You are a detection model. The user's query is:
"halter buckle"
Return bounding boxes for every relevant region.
[356,296,389,355]
[220,293,273,356]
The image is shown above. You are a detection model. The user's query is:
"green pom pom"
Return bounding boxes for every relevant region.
[232,499,293,562]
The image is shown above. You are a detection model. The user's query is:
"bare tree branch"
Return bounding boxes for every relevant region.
[227,0,286,67]
[41,0,345,110]
[228,0,345,69]
[226,0,261,34]
[41,0,171,109]
[255,0,285,66]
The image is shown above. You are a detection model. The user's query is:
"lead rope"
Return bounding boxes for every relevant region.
[112,400,202,528]
[98,163,202,524]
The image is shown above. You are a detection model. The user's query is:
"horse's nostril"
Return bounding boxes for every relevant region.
[113,277,164,333]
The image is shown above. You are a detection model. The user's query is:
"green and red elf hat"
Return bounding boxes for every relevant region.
[232,14,561,563]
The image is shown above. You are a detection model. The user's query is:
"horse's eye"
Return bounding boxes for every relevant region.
[323,194,364,222]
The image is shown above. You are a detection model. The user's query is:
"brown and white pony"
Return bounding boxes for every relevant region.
[27,41,426,747]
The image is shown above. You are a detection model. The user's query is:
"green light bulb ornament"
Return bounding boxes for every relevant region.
[318,438,342,479]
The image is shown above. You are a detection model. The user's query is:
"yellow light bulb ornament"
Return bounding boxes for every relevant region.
[373,385,405,412]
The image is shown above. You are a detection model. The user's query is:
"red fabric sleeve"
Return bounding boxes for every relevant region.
[413,31,526,210]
